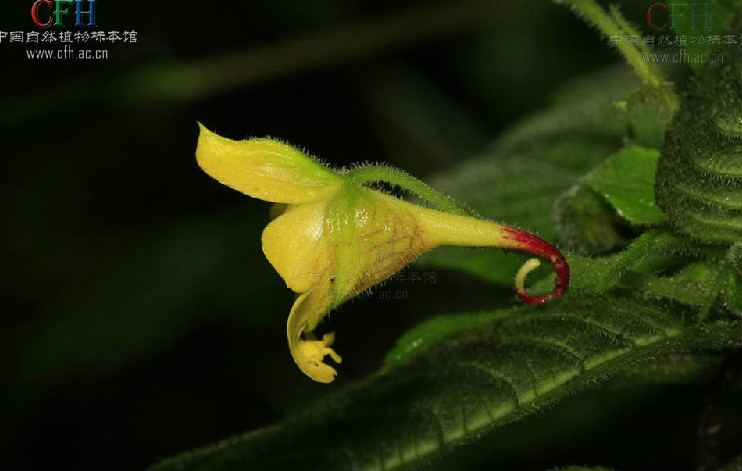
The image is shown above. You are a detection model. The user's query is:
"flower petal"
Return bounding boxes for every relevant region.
[262,200,334,298]
[263,189,434,304]
[196,123,343,204]
[287,285,340,383]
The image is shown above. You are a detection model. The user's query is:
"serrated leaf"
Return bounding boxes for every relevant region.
[587,146,667,225]
[149,295,741,471]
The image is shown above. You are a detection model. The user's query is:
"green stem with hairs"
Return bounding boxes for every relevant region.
[346,164,472,216]
[556,0,678,112]
[608,5,650,55]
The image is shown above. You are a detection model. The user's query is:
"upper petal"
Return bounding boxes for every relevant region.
[196,123,343,204]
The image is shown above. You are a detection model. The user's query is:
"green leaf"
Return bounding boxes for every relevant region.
[554,183,627,255]
[149,295,741,471]
[609,353,726,386]
[530,250,726,318]
[722,243,742,316]
[724,269,742,315]
[381,308,516,372]
[586,146,667,225]
[594,229,690,292]
[655,17,742,244]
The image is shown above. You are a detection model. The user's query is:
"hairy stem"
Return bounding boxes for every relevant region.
[347,164,473,216]
[556,0,678,112]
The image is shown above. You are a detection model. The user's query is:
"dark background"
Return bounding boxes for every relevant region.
[1,1,714,470]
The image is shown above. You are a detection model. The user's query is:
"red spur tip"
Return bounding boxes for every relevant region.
[502,227,570,304]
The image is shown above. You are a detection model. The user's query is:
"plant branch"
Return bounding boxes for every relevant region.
[555,0,678,113]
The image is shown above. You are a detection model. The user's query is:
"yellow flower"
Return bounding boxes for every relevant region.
[196,124,569,383]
